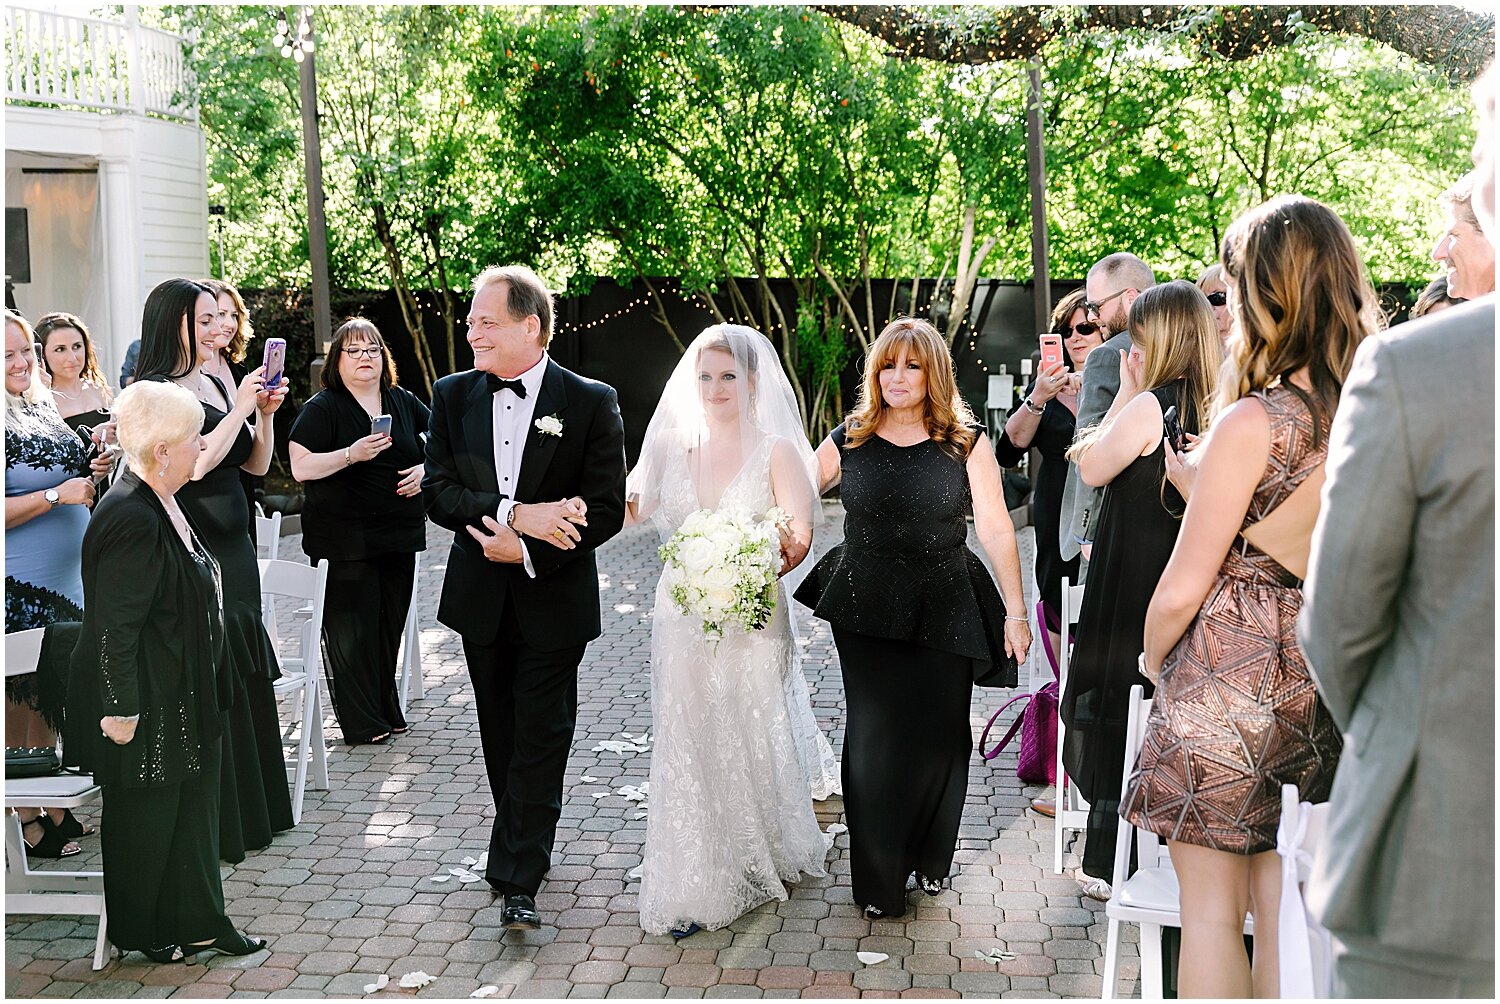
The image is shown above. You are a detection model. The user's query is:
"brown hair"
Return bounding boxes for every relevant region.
[844,317,977,461]
[321,317,398,393]
[1218,195,1379,437]
[202,280,254,363]
[34,311,112,400]
[1411,276,1460,319]
[1050,288,1092,372]
[473,265,555,348]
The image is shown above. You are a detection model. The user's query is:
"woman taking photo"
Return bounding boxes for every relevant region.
[795,317,1030,920]
[995,288,1102,656]
[68,379,265,964]
[203,281,260,526]
[1123,195,1370,998]
[35,312,112,437]
[134,278,294,863]
[288,318,428,746]
[1060,281,1223,898]
[5,309,106,858]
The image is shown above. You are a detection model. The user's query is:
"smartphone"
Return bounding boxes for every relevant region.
[1162,405,1186,453]
[262,337,287,390]
[370,414,393,437]
[1039,333,1065,372]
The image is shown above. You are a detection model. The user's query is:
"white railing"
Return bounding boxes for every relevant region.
[5,5,196,121]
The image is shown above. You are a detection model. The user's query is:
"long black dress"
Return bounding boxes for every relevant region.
[795,424,1014,916]
[1060,383,1186,880]
[168,377,295,862]
[995,382,1079,618]
[288,384,430,743]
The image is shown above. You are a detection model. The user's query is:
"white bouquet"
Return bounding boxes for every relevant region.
[658,506,789,641]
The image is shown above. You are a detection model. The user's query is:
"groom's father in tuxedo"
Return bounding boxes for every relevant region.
[423,265,625,930]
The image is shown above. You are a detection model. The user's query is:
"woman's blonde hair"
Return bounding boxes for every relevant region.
[1217,195,1379,435]
[4,308,54,420]
[113,380,204,472]
[845,317,977,461]
[1066,281,1223,461]
[204,280,254,364]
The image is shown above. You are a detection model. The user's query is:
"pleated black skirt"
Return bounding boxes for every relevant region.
[833,628,973,917]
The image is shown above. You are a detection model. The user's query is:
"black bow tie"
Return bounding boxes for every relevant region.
[485,374,527,398]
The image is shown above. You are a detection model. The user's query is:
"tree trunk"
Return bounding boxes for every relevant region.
[815,5,1492,82]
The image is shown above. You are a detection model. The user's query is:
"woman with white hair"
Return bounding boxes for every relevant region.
[67,380,266,964]
[4,308,108,859]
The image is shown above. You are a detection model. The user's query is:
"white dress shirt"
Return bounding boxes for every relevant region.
[492,352,549,578]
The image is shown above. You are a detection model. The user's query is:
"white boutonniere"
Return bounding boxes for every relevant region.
[535,414,564,438]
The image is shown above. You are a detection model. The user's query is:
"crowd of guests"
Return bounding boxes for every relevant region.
[996,68,1495,999]
[3,69,1492,996]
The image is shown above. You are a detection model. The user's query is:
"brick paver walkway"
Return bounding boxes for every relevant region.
[6,513,1140,999]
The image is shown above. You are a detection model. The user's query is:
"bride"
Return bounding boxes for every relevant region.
[626,324,836,936]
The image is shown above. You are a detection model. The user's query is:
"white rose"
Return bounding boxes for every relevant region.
[706,585,737,611]
[705,564,737,588]
[535,414,564,437]
[679,537,717,573]
[681,510,708,534]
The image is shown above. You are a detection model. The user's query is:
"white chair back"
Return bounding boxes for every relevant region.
[4,628,45,678]
[259,557,331,824]
[1051,577,1090,873]
[398,549,425,714]
[985,373,1017,442]
[1278,784,1334,997]
[254,510,282,562]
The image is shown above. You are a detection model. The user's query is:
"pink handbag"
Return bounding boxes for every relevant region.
[979,600,1066,785]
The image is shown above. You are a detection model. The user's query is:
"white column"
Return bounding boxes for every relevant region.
[98,119,142,383]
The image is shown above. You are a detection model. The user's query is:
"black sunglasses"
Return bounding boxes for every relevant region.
[1206,290,1228,307]
[1059,321,1100,338]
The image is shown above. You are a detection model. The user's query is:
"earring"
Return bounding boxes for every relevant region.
[159,464,170,477]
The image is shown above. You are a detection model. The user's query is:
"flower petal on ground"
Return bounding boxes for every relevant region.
[399,970,436,988]
[362,975,389,993]
[857,951,889,965]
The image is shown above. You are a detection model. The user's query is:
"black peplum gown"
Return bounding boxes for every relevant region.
[1060,383,1185,880]
[795,423,1015,916]
[172,380,295,862]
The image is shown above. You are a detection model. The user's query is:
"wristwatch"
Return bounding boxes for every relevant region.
[505,504,519,529]
[43,488,60,506]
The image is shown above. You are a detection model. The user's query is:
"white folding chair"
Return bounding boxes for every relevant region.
[259,558,332,824]
[1052,577,1089,873]
[254,509,282,562]
[3,629,110,971]
[985,372,1016,442]
[1100,684,1254,998]
[397,550,426,715]
[1278,784,1333,998]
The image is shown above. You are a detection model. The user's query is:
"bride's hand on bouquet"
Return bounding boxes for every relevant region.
[1003,617,1032,663]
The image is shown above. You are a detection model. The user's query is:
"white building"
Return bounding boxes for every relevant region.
[5,4,208,382]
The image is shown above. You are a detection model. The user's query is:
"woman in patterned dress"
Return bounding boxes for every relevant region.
[1121,195,1378,997]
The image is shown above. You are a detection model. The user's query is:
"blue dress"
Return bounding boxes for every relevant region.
[5,403,91,725]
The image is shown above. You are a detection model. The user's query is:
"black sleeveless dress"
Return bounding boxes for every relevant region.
[795,423,1014,915]
[1059,383,1186,880]
[171,379,295,861]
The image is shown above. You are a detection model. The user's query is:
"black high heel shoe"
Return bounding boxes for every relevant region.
[20,816,81,859]
[915,872,943,896]
[183,931,266,964]
[139,945,184,964]
[50,808,95,840]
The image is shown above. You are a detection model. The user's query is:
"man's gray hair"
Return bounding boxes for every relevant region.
[473,265,555,348]
[1088,253,1157,295]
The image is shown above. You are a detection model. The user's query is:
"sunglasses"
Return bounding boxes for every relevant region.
[1060,321,1100,338]
[1206,290,1228,307]
[1082,287,1129,317]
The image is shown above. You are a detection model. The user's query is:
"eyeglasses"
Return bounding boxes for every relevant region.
[1082,288,1128,317]
[1060,321,1100,338]
[1205,290,1228,307]
[342,346,382,359]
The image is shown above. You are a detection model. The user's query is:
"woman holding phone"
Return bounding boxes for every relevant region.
[1057,280,1222,897]
[289,318,429,746]
[135,278,295,862]
[203,280,261,530]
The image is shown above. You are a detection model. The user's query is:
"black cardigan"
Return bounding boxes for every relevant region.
[66,472,232,788]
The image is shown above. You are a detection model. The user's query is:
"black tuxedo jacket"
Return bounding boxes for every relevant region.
[421,361,626,650]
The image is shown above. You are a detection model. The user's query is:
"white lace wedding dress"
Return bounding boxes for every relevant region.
[638,438,835,934]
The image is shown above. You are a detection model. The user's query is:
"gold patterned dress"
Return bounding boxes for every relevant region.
[1121,384,1342,854]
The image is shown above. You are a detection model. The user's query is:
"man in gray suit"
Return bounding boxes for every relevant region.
[1057,252,1156,571]
[1298,67,1496,998]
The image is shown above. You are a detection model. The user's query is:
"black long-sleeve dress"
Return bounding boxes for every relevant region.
[166,377,295,861]
[994,381,1080,618]
[795,423,1015,916]
[67,471,238,952]
[289,384,430,743]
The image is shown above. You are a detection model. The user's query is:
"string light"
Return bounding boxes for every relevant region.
[270,6,314,62]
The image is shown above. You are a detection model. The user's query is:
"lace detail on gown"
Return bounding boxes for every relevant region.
[638,438,834,934]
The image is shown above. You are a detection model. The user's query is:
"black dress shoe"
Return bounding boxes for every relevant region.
[501,893,541,931]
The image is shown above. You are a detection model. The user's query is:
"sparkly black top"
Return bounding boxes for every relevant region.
[794,423,1016,686]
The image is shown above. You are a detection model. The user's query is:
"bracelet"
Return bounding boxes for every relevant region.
[1004,614,1028,623]
[1023,397,1045,415]
[343,446,352,466]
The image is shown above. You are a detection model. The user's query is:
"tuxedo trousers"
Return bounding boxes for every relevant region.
[463,595,586,897]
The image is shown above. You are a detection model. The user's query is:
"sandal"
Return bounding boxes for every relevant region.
[21,816,82,859]
[669,923,701,940]
[183,930,266,964]
[139,945,184,964]
[348,732,390,746]
[915,872,944,896]
[49,807,95,840]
